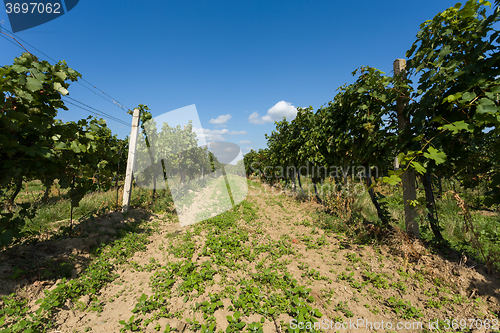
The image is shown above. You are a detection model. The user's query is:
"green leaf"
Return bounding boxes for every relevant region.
[54,142,66,149]
[30,69,47,81]
[461,91,476,102]
[410,161,427,174]
[476,98,498,114]
[423,147,447,165]
[54,71,67,80]
[70,141,81,153]
[443,92,462,103]
[441,120,474,133]
[479,97,496,105]
[11,65,28,73]
[490,84,500,94]
[313,309,323,318]
[25,77,43,92]
[54,82,69,95]
[395,152,407,167]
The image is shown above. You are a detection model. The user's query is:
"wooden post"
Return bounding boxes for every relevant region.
[122,108,141,213]
[394,59,419,238]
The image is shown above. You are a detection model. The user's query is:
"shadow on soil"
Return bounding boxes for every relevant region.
[0,208,153,298]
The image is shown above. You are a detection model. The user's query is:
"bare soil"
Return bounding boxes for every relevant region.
[1,180,500,333]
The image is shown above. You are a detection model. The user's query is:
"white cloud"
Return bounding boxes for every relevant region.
[209,114,231,125]
[248,111,265,124]
[243,147,253,152]
[193,127,228,142]
[248,101,297,125]
[239,140,252,145]
[229,130,247,135]
[191,127,247,143]
[263,101,297,122]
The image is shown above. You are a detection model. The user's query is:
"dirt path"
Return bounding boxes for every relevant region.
[175,175,234,227]
[2,180,500,333]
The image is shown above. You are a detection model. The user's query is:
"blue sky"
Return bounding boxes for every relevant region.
[0,0,482,154]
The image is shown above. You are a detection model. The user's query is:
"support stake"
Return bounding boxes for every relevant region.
[394,58,419,238]
[122,108,141,213]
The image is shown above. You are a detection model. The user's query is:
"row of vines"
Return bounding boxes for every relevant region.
[0,53,132,246]
[244,0,500,241]
[132,105,225,194]
[0,53,225,248]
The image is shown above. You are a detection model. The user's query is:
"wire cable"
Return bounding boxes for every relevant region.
[0,30,33,54]
[0,25,130,112]
[62,99,130,126]
[1,25,134,127]
[0,33,25,50]
[64,96,130,125]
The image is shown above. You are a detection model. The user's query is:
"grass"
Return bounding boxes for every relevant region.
[22,189,121,235]
[380,182,500,270]
[4,180,175,243]
[302,174,500,271]
[1,177,500,332]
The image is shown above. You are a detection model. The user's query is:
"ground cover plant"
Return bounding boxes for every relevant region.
[1,180,500,333]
